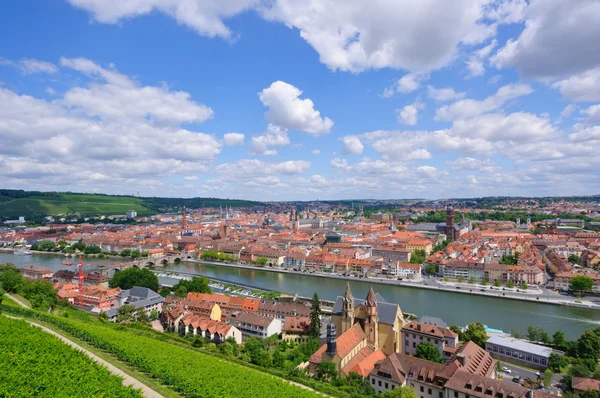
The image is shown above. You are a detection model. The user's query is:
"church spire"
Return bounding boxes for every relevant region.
[344,282,353,301]
[366,286,376,305]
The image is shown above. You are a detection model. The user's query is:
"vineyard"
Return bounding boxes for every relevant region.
[0,316,142,398]
[0,306,321,398]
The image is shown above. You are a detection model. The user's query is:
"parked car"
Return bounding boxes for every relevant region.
[512,377,521,384]
[456,286,461,290]
[503,367,511,373]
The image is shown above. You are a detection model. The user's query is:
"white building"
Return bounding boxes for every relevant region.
[228,312,282,339]
[402,321,458,359]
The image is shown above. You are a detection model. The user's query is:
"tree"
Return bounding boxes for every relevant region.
[578,330,600,359]
[383,386,418,398]
[425,265,437,276]
[175,285,188,298]
[120,248,132,257]
[316,361,337,381]
[98,311,108,323]
[84,244,102,255]
[109,268,159,291]
[507,280,515,288]
[553,331,567,350]
[22,280,58,310]
[0,287,4,312]
[468,277,476,284]
[542,369,552,388]
[570,363,593,378]
[410,249,427,264]
[135,306,148,323]
[457,276,465,283]
[415,342,444,363]
[309,292,322,340]
[570,276,594,296]
[0,269,23,292]
[548,353,568,373]
[581,390,599,398]
[511,329,523,339]
[36,240,56,251]
[521,281,528,290]
[568,254,582,265]
[527,326,545,342]
[116,304,136,323]
[462,322,488,347]
[150,308,159,320]
[494,279,501,287]
[255,257,267,265]
[450,325,463,341]
[482,278,489,285]
[172,276,212,295]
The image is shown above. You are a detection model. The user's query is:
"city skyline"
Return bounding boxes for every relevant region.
[1,0,600,201]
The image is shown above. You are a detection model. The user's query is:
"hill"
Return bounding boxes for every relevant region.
[0,189,260,218]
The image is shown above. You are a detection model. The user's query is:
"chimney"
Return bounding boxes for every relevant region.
[326,323,337,355]
[527,391,533,398]
[457,353,466,366]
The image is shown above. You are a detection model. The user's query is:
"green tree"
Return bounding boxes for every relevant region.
[309,292,322,339]
[120,248,132,257]
[548,353,569,372]
[36,240,56,251]
[116,304,136,323]
[22,280,58,310]
[84,244,102,255]
[0,287,4,312]
[150,308,159,320]
[568,254,582,265]
[468,277,476,284]
[0,269,23,292]
[578,330,600,359]
[410,249,427,264]
[255,257,268,265]
[527,325,545,342]
[511,329,523,339]
[482,278,489,285]
[172,276,212,295]
[520,281,528,290]
[415,342,444,363]
[553,331,567,350]
[581,390,599,398]
[542,369,552,388]
[450,325,463,341]
[494,279,501,287]
[175,285,188,298]
[109,268,159,291]
[425,264,437,275]
[462,322,488,347]
[457,276,464,283]
[383,386,418,398]
[507,280,515,288]
[316,361,337,381]
[570,276,594,296]
[571,363,593,378]
[135,306,148,323]
[98,311,108,323]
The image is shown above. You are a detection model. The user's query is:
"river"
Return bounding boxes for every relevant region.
[2,252,599,340]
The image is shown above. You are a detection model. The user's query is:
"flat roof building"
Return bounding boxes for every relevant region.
[485,334,553,370]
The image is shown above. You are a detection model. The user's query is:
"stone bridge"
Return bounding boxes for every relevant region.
[95,254,195,276]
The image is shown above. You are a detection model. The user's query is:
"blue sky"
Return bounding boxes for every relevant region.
[1,0,600,201]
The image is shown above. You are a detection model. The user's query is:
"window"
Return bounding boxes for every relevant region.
[428,389,432,395]
[541,359,547,365]
[379,380,382,387]
[421,386,424,392]
[439,392,443,398]
[454,392,458,398]
[386,383,389,389]
[493,346,498,353]
[428,338,431,342]
[406,340,409,346]
[413,342,416,348]
[372,378,375,385]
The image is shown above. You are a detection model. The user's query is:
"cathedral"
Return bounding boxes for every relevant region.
[309,284,406,378]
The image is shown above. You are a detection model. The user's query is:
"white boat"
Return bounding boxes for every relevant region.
[14,248,32,256]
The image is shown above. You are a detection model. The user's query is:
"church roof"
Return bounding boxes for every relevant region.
[332,293,400,325]
[366,286,377,304]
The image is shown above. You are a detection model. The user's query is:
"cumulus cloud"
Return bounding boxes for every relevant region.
[427,86,466,102]
[66,0,257,39]
[250,124,290,156]
[259,81,333,135]
[0,57,59,75]
[465,39,496,77]
[311,149,321,155]
[552,67,600,102]
[215,159,311,178]
[581,105,600,124]
[435,83,533,121]
[342,136,364,155]
[223,132,245,146]
[491,0,600,79]
[0,57,221,192]
[397,101,424,125]
[447,157,494,171]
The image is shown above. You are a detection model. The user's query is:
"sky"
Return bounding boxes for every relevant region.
[1,0,600,201]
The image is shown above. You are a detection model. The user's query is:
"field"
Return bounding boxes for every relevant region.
[0,306,321,398]
[0,316,142,398]
[0,190,260,218]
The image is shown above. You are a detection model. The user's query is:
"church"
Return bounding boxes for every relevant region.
[309,285,407,378]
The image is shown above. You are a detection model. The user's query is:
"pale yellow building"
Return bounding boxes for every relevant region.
[331,284,406,356]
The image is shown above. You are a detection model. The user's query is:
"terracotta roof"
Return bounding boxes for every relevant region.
[282,317,311,333]
[403,321,458,339]
[337,323,367,359]
[450,341,496,378]
[345,348,386,377]
[573,377,600,392]
[445,370,529,398]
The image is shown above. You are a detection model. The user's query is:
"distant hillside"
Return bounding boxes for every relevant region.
[0,189,261,218]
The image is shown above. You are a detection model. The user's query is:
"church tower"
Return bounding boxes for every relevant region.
[341,283,355,333]
[445,205,455,241]
[365,286,379,349]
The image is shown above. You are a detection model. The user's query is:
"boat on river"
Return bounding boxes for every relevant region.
[14,248,32,256]
[62,261,73,266]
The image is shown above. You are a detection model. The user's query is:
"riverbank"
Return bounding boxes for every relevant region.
[186,259,600,310]
[0,247,130,262]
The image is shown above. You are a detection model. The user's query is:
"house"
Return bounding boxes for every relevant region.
[19,265,53,280]
[310,323,386,378]
[331,284,406,355]
[572,377,600,394]
[81,285,122,310]
[284,252,307,269]
[178,313,242,344]
[444,370,532,398]
[256,299,311,320]
[228,312,282,339]
[103,286,164,321]
[402,321,459,359]
[485,335,552,370]
[282,317,311,344]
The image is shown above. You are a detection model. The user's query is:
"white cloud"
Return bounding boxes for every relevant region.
[262,0,495,73]
[435,83,532,121]
[342,136,364,155]
[223,132,245,146]
[560,104,578,118]
[448,157,492,171]
[183,176,199,181]
[465,39,496,77]
[215,159,311,178]
[552,67,600,102]
[66,0,257,39]
[259,81,333,135]
[311,149,321,155]
[0,57,59,75]
[581,105,600,124]
[397,101,424,125]
[250,124,290,156]
[491,0,600,79]
[427,86,466,102]
[381,73,429,98]
[568,125,600,143]
[451,112,556,142]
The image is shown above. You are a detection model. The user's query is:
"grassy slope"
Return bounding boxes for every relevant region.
[0,190,260,218]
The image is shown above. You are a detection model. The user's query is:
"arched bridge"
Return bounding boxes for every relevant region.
[94,254,195,276]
